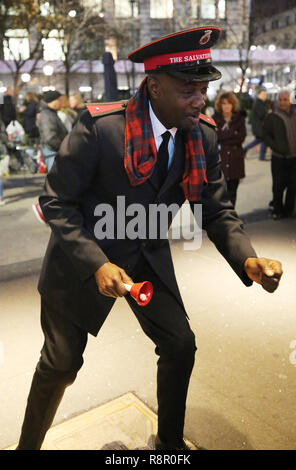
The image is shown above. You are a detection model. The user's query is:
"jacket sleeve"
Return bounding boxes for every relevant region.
[190,125,257,286]
[39,111,109,282]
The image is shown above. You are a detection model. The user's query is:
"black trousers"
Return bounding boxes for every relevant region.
[226,179,240,208]
[271,155,296,216]
[17,257,196,450]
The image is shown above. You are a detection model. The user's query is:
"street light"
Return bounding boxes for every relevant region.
[21,73,31,83]
[43,64,54,77]
[43,64,54,87]
[268,44,276,52]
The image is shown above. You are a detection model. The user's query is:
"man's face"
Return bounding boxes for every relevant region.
[258,90,267,101]
[278,92,291,112]
[148,74,209,131]
[49,97,62,111]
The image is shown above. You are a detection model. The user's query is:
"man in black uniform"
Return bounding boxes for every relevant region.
[17,27,283,450]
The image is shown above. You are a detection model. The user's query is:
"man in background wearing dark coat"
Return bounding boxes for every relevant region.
[17,27,283,451]
[243,88,268,160]
[263,90,296,219]
[32,90,68,223]
[0,87,16,127]
[37,90,68,172]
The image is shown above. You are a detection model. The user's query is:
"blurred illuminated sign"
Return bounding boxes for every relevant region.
[249,77,262,84]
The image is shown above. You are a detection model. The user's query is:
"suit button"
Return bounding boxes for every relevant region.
[142,242,147,248]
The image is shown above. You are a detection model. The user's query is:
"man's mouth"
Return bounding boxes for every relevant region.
[187,113,200,125]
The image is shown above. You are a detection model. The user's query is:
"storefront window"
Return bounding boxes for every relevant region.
[200,0,216,19]
[200,0,226,19]
[218,0,226,19]
[114,0,139,18]
[4,29,30,60]
[42,30,64,61]
[150,0,174,19]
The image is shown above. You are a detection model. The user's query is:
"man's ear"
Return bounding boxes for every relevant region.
[147,75,162,100]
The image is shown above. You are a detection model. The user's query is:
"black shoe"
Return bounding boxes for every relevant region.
[152,434,207,451]
[268,200,274,212]
[271,211,283,220]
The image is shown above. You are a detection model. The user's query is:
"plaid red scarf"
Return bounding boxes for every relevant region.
[124,77,207,201]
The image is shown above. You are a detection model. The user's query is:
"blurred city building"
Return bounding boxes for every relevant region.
[0,0,295,103]
[250,0,296,49]
[249,0,296,95]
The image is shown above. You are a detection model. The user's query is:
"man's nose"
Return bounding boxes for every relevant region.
[191,93,205,109]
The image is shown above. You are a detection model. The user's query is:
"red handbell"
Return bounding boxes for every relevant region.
[124,281,153,306]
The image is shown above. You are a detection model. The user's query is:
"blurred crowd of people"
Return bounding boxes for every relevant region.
[0,85,295,220]
[0,88,86,205]
[209,87,296,219]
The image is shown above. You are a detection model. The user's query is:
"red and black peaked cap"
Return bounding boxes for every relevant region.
[128,26,222,82]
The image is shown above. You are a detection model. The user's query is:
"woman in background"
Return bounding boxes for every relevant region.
[69,93,86,124]
[213,91,247,208]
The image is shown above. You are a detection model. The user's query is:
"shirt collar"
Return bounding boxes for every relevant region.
[149,101,178,141]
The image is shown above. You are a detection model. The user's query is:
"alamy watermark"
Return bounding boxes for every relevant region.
[93,196,202,251]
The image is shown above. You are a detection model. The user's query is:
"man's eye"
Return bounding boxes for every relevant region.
[182,90,194,96]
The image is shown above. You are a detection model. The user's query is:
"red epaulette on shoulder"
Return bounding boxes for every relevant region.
[86,100,128,118]
[199,113,216,127]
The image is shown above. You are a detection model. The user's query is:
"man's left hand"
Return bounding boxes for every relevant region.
[244,257,283,293]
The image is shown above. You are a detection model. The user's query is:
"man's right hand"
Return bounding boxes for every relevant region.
[95,262,134,298]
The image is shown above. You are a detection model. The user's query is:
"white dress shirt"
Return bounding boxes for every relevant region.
[149,101,178,169]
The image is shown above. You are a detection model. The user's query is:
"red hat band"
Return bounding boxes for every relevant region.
[144,48,211,72]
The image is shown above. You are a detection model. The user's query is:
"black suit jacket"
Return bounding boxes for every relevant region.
[38,109,256,336]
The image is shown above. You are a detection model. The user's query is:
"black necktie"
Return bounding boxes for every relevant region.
[156,131,171,187]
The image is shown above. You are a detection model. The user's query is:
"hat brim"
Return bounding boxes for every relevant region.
[158,64,222,83]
